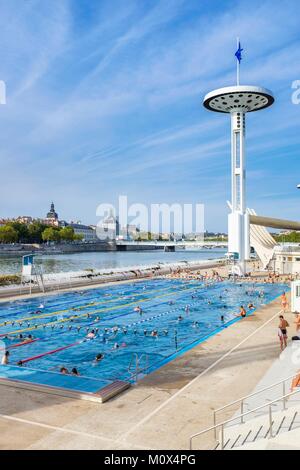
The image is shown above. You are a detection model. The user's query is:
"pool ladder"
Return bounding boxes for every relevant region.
[128,353,149,383]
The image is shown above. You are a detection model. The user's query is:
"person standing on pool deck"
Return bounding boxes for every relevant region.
[278,315,289,351]
[281,292,288,312]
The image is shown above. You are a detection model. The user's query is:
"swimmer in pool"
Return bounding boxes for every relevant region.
[144,330,147,336]
[60,367,69,375]
[86,329,96,339]
[248,303,255,310]
[151,330,158,337]
[163,329,168,336]
[95,353,104,363]
[178,315,183,321]
[23,334,34,343]
[185,305,190,314]
[71,368,79,376]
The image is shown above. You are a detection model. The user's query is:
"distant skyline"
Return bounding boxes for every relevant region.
[1,0,300,231]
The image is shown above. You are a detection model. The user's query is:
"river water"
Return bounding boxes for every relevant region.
[0,249,226,275]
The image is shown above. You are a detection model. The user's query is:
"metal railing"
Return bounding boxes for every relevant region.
[189,386,300,450]
[128,353,149,383]
[212,372,299,439]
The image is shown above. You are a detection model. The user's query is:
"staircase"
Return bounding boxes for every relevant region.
[215,405,300,450]
[247,208,277,269]
[189,369,300,450]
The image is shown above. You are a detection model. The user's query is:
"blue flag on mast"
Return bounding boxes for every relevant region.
[235,41,243,63]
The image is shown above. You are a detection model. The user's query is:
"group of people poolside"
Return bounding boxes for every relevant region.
[166,269,223,282]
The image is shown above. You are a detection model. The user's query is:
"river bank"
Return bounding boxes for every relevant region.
[0,248,226,275]
[0,241,115,258]
[0,258,226,300]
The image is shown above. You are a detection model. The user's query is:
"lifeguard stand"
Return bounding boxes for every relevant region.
[21,254,45,293]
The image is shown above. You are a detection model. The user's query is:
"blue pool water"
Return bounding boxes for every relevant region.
[0,279,288,393]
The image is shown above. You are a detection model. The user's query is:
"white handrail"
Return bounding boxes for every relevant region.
[190,386,300,450]
[213,372,299,436]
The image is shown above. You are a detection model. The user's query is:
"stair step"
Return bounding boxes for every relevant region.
[230,434,242,449]
[94,380,130,402]
[241,429,253,446]
[275,416,286,436]
[222,438,231,450]
[253,425,264,441]
[288,411,298,431]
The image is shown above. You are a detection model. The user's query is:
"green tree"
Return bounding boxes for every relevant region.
[59,226,75,241]
[28,222,48,243]
[275,231,300,243]
[73,233,83,241]
[0,225,18,243]
[42,227,61,243]
[7,222,29,242]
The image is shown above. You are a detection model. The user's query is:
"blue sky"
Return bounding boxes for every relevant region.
[0,0,300,231]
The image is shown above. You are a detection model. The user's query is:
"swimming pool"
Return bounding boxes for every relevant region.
[0,279,288,394]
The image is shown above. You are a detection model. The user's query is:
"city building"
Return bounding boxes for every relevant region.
[68,223,97,242]
[97,211,119,241]
[43,202,59,227]
[272,245,300,275]
[16,216,33,224]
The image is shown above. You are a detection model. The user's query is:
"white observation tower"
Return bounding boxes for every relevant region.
[203,42,274,275]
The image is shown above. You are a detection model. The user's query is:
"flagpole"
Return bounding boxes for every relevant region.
[236,37,240,85]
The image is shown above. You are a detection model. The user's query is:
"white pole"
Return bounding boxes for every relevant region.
[236,37,240,86]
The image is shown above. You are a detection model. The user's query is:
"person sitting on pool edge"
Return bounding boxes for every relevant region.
[236,306,247,318]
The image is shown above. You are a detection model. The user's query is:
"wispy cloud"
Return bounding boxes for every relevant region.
[0,0,299,230]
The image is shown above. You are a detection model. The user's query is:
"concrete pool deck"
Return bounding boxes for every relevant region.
[0,290,293,450]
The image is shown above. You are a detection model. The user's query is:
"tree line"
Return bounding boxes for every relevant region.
[274,231,300,243]
[0,222,83,244]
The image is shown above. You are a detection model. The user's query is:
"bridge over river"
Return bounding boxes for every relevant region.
[115,240,227,252]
